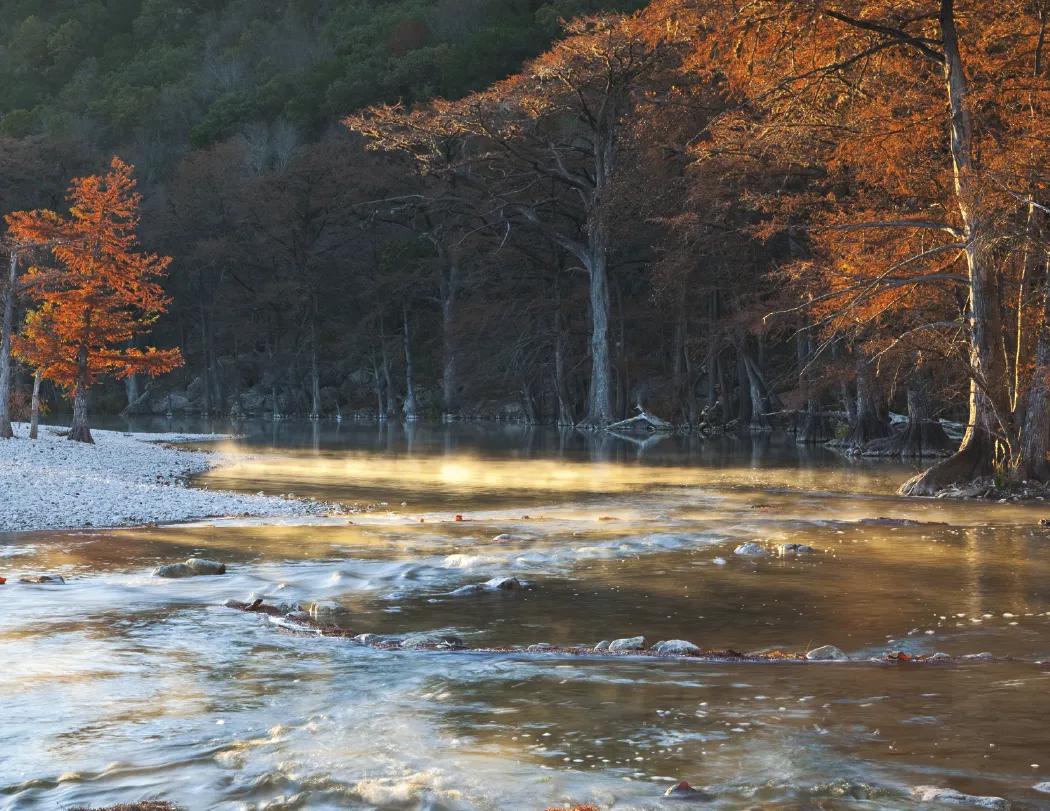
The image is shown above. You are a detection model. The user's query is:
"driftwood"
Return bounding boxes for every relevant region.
[604,406,674,433]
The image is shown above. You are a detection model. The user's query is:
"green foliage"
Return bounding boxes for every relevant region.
[0,0,645,158]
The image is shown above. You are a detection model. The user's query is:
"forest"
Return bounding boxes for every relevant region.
[1,0,1049,496]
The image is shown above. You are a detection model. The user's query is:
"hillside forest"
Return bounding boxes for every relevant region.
[0,0,1049,495]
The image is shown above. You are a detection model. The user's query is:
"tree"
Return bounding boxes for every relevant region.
[7,157,182,443]
[671,0,1050,491]
[350,13,678,426]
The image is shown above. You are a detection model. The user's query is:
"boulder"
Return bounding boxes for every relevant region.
[733,543,766,557]
[777,543,815,556]
[652,640,701,656]
[1034,782,1050,794]
[153,558,226,578]
[806,645,849,661]
[593,640,611,652]
[608,635,646,652]
[663,780,714,802]
[911,786,1009,809]
[18,574,65,584]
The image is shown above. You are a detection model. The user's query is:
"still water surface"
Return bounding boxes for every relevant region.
[3,421,1050,809]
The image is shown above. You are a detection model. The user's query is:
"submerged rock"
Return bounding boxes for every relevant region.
[911,786,1009,809]
[663,780,714,801]
[609,635,646,652]
[18,574,65,584]
[806,645,849,661]
[399,633,466,650]
[777,543,815,556]
[733,543,766,557]
[153,557,226,578]
[652,639,701,656]
[449,576,526,596]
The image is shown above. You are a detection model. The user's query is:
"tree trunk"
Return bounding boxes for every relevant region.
[381,335,397,420]
[795,333,832,443]
[125,373,140,410]
[842,361,889,450]
[583,239,614,425]
[1014,255,1050,480]
[440,257,459,419]
[69,343,93,443]
[865,369,953,458]
[553,311,575,426]
[29,368,41,439]
[742,353,772,432]
[901,0,1011,493]
[402,305,418,421]
[0,250,18,439]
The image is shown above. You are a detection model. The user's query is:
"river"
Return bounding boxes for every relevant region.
[3,421,1050,809]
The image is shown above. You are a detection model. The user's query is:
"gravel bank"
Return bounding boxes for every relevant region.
[0,424,334,532]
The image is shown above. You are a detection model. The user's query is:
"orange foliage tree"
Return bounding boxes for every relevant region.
[659,0,1050,490]
[6,157,182,443]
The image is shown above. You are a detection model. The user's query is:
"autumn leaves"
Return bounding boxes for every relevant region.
[4,158,181,443]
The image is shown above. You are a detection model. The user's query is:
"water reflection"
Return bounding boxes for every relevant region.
[3,422,1050,810]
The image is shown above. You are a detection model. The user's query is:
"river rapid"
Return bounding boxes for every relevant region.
[3,421,1050,810]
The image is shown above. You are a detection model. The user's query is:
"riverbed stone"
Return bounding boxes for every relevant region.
[593,640,611,652]
[777,543,815,556]
[484,575,524,590]
[911,786,1009,809]
[399,633,466,650]
[961,652,994,661]
[527,643,554,652]
[18,574,65,584]
[806,645,849,661]
[609,635,646,652]
[734,543,767,557]
[663,780,714,801]
[152,557,226,578]
[652,639,701,656]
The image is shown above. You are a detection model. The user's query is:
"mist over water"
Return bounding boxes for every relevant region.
[4,421,1050,809]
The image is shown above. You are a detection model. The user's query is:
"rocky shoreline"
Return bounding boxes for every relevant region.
[0,424,341,532]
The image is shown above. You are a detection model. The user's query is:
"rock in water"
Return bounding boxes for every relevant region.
[1034,782,1050,794]
[911,786,1010,809]
[806,645,850,661]
[448,584,485,597]
[593,640,611,652]
[18,574,65,584]
[652,640,701,655]
[608,635,646,652]
[733,543,766,557]
[777,543,815,556]
[152,557,226,578]
[527,642,554,652]
[484,576,523,590]
[663,780,714,801]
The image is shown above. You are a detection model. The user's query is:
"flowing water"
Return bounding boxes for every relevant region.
[4,421,1050,810]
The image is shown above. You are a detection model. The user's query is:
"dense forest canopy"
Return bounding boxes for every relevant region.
[0,0,1048,494]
